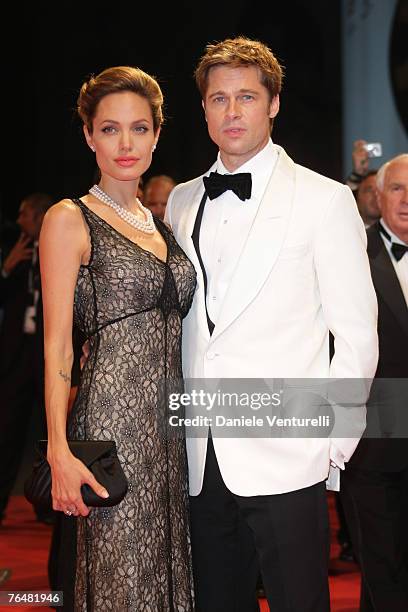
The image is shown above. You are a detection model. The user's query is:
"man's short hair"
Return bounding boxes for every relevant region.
[194,36,284,101]
[144,175,176,190]
[376,154,408,192]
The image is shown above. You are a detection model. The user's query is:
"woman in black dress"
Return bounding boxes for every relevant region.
[40,66,196,611]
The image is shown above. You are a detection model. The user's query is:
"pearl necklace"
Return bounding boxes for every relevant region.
[89,184,156,234]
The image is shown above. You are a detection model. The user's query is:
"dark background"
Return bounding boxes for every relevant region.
[4,0,343,218]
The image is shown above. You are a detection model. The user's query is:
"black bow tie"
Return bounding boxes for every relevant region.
[391,243,408,261]
[378,223,408,261]
[203,171,252,201]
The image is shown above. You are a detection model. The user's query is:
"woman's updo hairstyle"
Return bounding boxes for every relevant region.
[77,66,164,134]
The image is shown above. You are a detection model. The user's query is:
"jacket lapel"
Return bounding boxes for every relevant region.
[368,225,408,338]
[211,147,295,341]
[173,163,218,342]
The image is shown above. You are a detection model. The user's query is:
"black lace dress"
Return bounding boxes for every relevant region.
[68,199,196,611]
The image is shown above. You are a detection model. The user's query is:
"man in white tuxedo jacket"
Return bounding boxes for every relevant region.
[165,37,378,612]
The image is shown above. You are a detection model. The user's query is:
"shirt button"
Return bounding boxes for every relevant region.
[217,257,221,263]
[206,351,215,360]
[223,220,228,224]
[212,296,217,301]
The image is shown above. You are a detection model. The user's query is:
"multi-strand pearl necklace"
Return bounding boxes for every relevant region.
[89,184,155,235]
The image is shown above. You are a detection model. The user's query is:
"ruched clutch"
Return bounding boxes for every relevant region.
[24,440,128,509]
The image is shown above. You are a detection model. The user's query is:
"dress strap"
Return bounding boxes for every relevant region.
[71,198,92,220]
[70,199,95,268]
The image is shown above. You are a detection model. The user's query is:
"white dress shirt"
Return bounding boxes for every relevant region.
[379,220,408,306]
[200,139,278,325]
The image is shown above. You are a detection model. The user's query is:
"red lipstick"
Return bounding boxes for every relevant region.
[115,156,139,167]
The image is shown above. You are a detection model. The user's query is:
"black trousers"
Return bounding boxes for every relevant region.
[341,466,408,612]
[334,492,352,546]
[189,437,330,612]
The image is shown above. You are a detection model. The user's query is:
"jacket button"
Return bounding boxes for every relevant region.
[206,351,215,360]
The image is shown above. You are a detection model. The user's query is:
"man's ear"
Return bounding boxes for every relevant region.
[268,95,280,119]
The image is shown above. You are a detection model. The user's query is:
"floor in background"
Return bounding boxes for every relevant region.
[0,493,360,611]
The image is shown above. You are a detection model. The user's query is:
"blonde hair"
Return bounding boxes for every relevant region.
[194,36,284,101]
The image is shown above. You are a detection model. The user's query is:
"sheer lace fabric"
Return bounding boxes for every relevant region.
[68,200,196,611]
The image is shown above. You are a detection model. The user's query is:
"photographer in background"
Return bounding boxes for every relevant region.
[0,192,54,526]
[346,139,381,227]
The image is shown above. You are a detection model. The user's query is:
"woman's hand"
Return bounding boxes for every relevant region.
[48,448,109,517]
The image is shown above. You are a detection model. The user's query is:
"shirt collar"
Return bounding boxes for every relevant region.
[215,139,277,201]
[379,219,408,246]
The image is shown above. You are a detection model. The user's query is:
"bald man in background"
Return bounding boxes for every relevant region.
[143,174,176,220]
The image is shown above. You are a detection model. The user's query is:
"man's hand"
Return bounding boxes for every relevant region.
[80,340,90,370]
[352,139,370,176]
[67,386,78,414]
[2,234,33,276]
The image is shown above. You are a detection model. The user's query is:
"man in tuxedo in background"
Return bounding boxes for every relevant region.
[165,36,378,611]
[341,154,408,611]
[0,192,54,524]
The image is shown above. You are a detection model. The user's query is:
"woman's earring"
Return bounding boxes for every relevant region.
[152,143,157,152]
[90,145,95,152]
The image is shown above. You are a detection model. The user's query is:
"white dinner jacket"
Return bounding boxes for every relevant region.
[165,145,378,496]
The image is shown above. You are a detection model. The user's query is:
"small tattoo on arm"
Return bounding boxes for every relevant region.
[58,369,71,384]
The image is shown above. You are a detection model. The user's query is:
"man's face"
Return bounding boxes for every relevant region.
[17,201,43,239]
[203,65,279,172]
[357,174,380,224]
[378,158,408,242]
[144,180,174,220]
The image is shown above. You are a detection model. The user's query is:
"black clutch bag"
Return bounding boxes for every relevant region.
[24,440,128,509]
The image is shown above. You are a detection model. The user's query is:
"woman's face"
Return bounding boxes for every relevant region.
[84,91,159,182]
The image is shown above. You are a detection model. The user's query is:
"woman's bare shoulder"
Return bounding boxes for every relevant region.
[42,199,87,232]
[45,198,81,220]
[41,199,90,257]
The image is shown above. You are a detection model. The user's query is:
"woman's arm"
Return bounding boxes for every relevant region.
[40,201,108,516]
